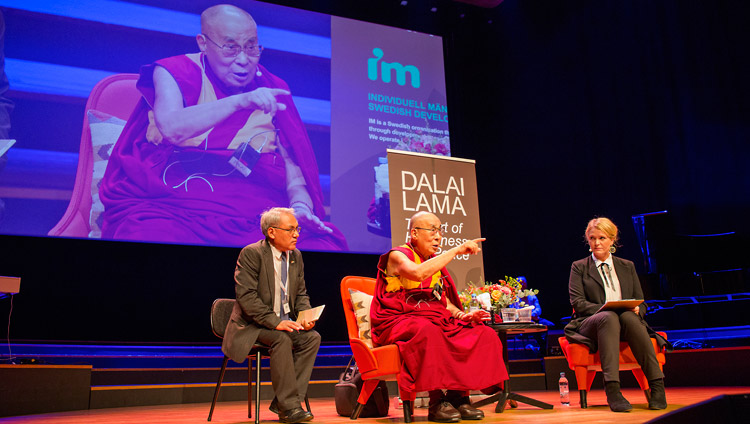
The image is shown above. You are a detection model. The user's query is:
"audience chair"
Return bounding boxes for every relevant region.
[340,276,415,422]
[558,332,667,408]
[207,298,310,423]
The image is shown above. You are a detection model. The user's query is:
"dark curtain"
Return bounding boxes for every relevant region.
[446,0,750,321]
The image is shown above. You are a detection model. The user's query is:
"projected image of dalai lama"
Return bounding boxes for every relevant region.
[99,4,347,251]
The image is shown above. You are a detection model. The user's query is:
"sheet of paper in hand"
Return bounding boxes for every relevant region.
[0,139,16,157]
[597,299,644,312]
[296,305,325,323]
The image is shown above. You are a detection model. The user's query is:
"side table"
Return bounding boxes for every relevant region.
[472,322,555,412]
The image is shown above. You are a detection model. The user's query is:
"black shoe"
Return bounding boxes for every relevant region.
[427,401,461,423]
[604,381,632,412]
[269,398,279,414]
[278,407,313,423]
[648,378,667,410]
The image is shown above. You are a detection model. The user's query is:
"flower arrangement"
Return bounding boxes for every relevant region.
[458,276,539,315]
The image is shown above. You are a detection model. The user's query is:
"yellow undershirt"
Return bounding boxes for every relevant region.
[385,244,442,292]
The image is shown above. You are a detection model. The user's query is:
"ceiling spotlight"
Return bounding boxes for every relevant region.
[400,1,407,5]
[431,7,437,12]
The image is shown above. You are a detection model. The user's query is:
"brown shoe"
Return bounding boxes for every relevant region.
[455,403,484,420]
[428,401,461,423]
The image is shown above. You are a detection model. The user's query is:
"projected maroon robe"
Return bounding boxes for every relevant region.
[100,54,346,250]
[370,245,508,394]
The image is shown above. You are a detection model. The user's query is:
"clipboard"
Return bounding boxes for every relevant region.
[597,299,643,312]
[296,305,325,324]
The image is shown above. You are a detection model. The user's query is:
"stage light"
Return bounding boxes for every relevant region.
[400,1,408,5]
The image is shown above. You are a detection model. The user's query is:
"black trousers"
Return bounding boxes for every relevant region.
[256,327,321,411]
[577,310,664,383]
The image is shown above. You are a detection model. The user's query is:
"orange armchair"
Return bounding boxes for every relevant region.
[340,276,415,422]
[558,332,667,408]
[49,73,141,237]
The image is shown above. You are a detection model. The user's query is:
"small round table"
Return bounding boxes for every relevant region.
[472,322,554,412]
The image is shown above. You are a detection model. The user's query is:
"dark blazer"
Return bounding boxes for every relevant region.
[222,239,312,363]
[564,255,646,350]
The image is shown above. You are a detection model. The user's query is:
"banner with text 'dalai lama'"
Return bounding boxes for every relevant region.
[387,150,484,290]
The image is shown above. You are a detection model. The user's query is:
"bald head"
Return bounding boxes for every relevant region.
[409,211,438,231]
[201,4,256,34]
[197,4,260,93]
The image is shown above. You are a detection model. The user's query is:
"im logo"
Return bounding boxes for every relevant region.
[367,48,421,88]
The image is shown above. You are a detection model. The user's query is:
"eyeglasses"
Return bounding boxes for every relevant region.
[414,226,442,236]
[202,33,263,57]
[272,226,302,235]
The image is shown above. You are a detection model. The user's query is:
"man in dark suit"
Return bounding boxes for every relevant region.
[223,207,320,423]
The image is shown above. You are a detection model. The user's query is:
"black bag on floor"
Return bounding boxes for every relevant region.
[334,357,389,417]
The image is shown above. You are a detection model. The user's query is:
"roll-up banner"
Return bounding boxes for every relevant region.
[386,149,484,290]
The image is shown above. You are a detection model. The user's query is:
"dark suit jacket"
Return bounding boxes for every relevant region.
[564,255,646,350]
[222,239,312,363]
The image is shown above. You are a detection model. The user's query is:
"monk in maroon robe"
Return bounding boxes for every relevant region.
[371,211,508,423]
[100,4,346,251]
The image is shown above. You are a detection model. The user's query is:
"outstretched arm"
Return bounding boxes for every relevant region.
[388,238,485,282]
[151,65,289,146]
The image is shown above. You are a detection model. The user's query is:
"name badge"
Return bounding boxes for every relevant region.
[283,303,291,315]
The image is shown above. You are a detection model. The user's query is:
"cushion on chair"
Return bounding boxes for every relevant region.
[349,288,374,348]
[86,109,126,238]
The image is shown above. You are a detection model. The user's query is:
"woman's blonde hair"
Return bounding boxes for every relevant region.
[584,216,620,247]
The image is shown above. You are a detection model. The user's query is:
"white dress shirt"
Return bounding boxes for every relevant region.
[270,243,290,317]
[593,253,623,302]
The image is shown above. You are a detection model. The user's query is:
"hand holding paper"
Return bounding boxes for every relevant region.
[296,305,325,325]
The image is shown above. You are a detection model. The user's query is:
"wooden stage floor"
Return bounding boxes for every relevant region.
[1,387,748,423]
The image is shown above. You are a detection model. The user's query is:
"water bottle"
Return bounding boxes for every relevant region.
[559,372,570,405]
[469,294,480,313]
[392,395,403,410]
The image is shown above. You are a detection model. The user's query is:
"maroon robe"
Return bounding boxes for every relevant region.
[100,54,347,250]
[370,245,508,394]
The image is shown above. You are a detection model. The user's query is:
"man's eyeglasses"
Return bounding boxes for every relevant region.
[202,33,263,57]
[414,226,442,236]
[272,226,302,235]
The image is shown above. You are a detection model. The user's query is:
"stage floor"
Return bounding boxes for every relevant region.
[1,387,748,423]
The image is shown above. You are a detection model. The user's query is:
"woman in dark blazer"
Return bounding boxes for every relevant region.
[564,217,667,412]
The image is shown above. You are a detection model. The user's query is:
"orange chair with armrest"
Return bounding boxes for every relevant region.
[340,275,415,422]
[558,332,667,408]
